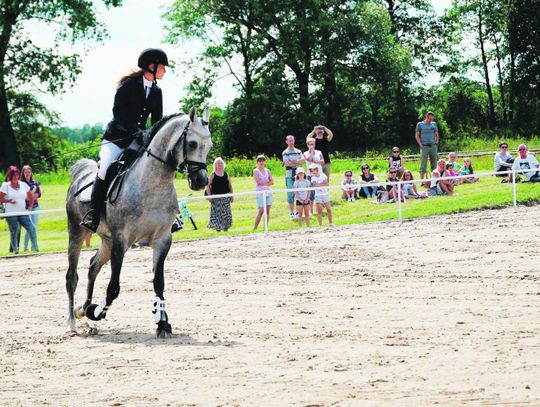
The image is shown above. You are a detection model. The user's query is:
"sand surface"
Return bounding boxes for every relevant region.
[1,206,539,406]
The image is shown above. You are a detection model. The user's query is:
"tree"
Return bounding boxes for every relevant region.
[0,0,121,171]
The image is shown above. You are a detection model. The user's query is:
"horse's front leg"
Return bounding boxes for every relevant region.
[152,233,173,338]
[85,239,127,321]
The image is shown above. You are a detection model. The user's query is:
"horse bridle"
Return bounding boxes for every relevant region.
[144,121,207,175]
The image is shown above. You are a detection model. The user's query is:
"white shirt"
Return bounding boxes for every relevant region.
[512,154,539,181]
[494,151,513,171]
[1,182,30,213]
[304,149,323,174]
[310,173,329,197]
[143,76,153,97]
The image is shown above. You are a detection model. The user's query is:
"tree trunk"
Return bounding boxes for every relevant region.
[493,34,508,127]
[478,7,496,129]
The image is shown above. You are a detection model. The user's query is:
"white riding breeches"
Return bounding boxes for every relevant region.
[97,139,140,180]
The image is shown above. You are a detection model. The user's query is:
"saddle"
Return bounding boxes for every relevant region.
[75,147,144,204]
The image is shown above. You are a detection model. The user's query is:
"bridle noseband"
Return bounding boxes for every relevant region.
[144,121,207,175]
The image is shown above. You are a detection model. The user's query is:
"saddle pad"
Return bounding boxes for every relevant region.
[79,185,92,203]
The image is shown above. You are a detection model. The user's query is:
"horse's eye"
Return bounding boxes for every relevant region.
[188,141,198,149]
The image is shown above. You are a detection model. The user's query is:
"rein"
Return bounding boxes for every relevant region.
[144,121,207,175]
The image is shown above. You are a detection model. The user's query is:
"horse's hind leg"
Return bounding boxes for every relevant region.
[85,239,126,321]
[66,225,86,333]
[78,238,112,316]
[152,233,173,338]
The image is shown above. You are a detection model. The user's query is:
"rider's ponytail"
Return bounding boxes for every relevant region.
[117,69,144,85]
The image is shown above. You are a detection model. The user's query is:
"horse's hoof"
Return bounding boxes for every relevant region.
[85,304,106,321]
[75,306,85,320]
[156,322,173,338]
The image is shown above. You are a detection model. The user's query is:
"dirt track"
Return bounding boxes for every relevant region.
[1,206,539,406]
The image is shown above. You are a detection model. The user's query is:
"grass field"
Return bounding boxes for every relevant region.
[2,153,540,257]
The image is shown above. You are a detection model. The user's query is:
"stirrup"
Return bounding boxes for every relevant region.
[80,211,98,233]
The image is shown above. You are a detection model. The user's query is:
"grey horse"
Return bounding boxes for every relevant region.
[65,107,212,337]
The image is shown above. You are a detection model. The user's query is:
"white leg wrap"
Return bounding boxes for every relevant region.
[153,297,166,324]
[94,298,108,319]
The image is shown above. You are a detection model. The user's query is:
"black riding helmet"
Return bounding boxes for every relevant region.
[138,48,168,85]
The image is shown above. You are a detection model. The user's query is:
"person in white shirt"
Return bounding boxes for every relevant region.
[512,144,540,182]
[0,166,38,253]
[494,141,514,183]
[309,164,334,227]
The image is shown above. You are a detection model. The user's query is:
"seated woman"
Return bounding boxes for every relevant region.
[460,157,479,183]
[427,159,454,196]
[389,147,404,178]
[385,168,402,201]
[341,170,358,201]
[358,164,379,198]
[402,170,427,199]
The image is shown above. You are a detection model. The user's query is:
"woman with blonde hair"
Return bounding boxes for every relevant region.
[206,157,234,232]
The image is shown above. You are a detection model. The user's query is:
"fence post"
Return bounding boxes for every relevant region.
[396,181,403,225]
[512,169,517,209]
[262,190,268,234]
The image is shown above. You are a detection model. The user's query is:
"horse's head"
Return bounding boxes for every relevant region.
[172,107,212,190]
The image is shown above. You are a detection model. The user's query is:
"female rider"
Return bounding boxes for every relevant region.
[81,48,168,232]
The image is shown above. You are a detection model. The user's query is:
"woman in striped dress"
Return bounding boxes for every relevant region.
[206,157,234,232]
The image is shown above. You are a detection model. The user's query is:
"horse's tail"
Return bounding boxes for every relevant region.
[69,159,98,182]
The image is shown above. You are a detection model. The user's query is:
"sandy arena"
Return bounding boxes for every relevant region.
[1,206,539,406]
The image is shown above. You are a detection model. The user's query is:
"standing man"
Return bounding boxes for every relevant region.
[308,124,334,181]
[415,111,440,183]
[282,135,305,220]
[512,144,540,182]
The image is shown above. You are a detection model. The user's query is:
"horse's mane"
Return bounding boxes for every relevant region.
[146,112,186,141]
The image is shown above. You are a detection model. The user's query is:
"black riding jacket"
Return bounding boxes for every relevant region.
[103,75,163,149]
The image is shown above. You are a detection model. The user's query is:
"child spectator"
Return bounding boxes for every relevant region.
[309,164,334,226]
[389,147,404,178]
[253,155,274,230]
[402,170,427,199]
[293,167,311,227]
[446,162,460,185]
[304,137,324,214]
[460,158,479,183]
[386,168,402,201]
[341,170,357,201]
[359,164,379,198]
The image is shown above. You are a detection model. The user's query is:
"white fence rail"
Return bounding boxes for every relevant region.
[0,168,536,235]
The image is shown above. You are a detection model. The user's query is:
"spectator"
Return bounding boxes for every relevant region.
[307,124,333,180]
[341,170,358,201]
[446,162,460,185]
[427,159,454,196]
[460,158,479,183]
[253,154,274,230]
[293,167,311,227]
[447,152,461,171]
[206,157,234,232]
[389,147,404,178]
[21,165,41,252]
[494,141,514,183]
[282,135,304,220]
[309,164,334,227]
[512,144,540,182]
[386,168,402,201]
[359,164,379,198]
[415,111,440,183]
[402,170,427,199]
[0,166,38,254]
[304,137,324,214]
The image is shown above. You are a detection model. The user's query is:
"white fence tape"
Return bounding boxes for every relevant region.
[1,168,537,235]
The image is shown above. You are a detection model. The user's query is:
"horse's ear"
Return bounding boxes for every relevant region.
[189,106,197,123]
[202,107,210,126]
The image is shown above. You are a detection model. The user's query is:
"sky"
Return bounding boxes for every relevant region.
[33,0,453,127]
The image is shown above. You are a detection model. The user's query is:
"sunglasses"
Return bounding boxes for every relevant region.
[345,174,352,176]
[389,171,397,174]
[362,167,369,170]
[392,150,399,153]
[501,146,508,149]
[519,148,526,151]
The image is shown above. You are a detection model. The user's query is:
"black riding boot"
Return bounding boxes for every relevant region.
[80,177,107,233]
